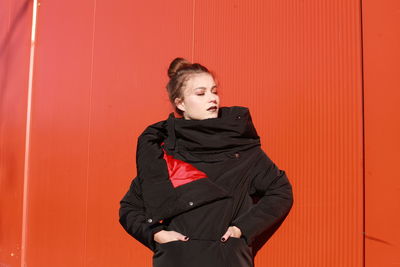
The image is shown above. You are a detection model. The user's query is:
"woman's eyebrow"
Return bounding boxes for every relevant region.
[194,85,218,90]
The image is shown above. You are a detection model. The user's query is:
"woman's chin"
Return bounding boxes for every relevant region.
[204,113,219,120]
[184,110,219,120]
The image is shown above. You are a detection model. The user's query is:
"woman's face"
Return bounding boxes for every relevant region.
[175,72,220,120]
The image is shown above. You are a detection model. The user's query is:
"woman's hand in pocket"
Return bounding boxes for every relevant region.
[220,226,242,242]
[154,230,189,244]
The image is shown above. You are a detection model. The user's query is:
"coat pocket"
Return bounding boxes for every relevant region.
[227,236,246,244]
[157,239,183,246]
[226,236,251,253]
[225,237,253,265]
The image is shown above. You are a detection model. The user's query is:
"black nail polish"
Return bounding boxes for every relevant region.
[221,237,225,241]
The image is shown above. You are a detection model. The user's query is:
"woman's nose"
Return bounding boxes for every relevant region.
[208,92,218,102]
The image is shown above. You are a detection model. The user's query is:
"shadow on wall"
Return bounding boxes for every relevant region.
[0,0,31,105]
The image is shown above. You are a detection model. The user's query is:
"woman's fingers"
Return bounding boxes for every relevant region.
[171,230,189,241]
[221,226,242,242]
[220,231,231,242]
[157,228,242,244]
[154,230,188,244]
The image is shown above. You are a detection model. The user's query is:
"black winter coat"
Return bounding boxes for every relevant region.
[119,106,293,267]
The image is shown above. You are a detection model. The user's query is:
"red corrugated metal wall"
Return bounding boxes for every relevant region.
[0,0,32,266]
[362,0,400,266]
[0,0,399,266]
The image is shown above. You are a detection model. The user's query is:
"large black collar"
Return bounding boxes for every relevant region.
[163,106,261,162]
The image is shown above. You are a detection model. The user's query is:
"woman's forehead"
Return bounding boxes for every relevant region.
[185,73,216,91]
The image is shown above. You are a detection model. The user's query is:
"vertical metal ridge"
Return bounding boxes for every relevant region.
[359,0,366,265]
[82,1,97,266]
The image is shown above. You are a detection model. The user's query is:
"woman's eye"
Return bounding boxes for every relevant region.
[195,90,217,95]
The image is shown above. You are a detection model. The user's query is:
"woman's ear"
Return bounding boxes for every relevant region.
[175,98,185,112]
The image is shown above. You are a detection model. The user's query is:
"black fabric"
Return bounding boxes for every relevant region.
[119,106,294,267]
[164,106,261,162]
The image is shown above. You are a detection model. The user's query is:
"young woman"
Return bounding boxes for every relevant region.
[119,58,294,267]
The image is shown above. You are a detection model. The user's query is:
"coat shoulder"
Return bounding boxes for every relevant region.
[138,118,168,141]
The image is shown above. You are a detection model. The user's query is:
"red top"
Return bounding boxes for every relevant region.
[160,142,208,188]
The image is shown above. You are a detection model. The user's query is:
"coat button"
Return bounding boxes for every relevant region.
[188,201,194,206]
[146,218,153,223]
[236,115,241,119]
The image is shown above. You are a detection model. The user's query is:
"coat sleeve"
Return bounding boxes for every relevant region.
[119,175,166,252]
[119,123,168,252]
[231,149,294,246]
